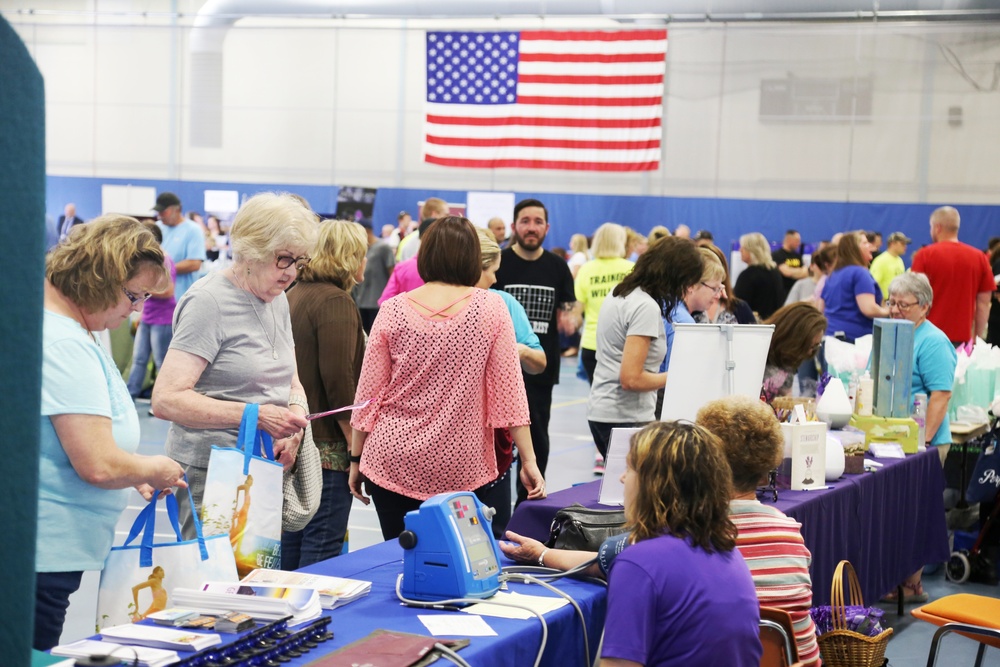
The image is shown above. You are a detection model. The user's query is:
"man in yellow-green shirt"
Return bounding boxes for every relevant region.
[869,231,911,299]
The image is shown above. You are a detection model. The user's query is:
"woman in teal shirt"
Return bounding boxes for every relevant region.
[882,271,956,604]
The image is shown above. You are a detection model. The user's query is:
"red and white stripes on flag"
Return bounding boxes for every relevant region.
[424,29,668,172]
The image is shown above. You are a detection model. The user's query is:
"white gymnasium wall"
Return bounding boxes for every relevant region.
[6,3,1000,204]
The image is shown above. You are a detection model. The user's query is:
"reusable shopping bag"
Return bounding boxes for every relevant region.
[967,420,1000,505]
[96,485,238,630]
[200,403,283,577]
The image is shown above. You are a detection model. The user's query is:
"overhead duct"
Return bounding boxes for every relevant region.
[188,0,1000,147]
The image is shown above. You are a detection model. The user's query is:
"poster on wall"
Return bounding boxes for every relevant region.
[102,184,156,218]
[466,191,515,228]
[334,186,378,223]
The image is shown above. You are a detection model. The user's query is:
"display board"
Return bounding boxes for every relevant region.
[660,323,774,422]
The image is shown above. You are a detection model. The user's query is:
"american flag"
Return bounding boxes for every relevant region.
[424,30,668,172]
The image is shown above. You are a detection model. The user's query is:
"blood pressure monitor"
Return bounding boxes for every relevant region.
[399,492,502,602]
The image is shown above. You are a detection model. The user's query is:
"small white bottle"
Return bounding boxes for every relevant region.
[856,371,874,417]
[912,393,927,451]
[847,371,859,413]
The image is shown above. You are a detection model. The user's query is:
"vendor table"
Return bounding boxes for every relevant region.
[507,448,950,606]
[286,539,607,666]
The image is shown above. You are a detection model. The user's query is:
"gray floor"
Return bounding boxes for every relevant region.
[62,360,999,665]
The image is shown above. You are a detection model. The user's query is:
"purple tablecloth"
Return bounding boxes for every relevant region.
[507,448,950,606]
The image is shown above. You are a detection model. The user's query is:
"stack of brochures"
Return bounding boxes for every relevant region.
[51,639,178,667]
[98,623,221,652]
[240,568,372,610]
[172,582,323,626]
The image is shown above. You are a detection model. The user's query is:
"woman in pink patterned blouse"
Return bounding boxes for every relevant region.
[349,216,546,539]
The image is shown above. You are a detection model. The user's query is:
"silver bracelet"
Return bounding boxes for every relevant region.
[538,548,549,567]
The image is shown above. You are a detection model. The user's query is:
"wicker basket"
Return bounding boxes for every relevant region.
[817,561,893,667]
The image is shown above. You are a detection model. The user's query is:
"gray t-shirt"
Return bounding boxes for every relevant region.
[165,271,294,467]
[353,240,395,309]
[587,287,666,423]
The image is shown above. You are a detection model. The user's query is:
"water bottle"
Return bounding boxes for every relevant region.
[912,393,927,451]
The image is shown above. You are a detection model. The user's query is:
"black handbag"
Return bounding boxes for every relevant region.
[546,503,628,551]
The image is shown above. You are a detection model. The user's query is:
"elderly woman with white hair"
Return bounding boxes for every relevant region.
[734,232,784,320]
[882,271,957,604]
[153,192,318,536]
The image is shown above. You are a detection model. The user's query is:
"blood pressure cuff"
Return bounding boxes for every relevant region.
[597,532,631,576]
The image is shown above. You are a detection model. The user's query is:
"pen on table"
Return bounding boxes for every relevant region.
[802,485,835,491]
[403,603,462,612]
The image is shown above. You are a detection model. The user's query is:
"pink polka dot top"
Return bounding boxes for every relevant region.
[351,288,530,500]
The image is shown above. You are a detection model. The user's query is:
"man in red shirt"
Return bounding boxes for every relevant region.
[912,206,994,345]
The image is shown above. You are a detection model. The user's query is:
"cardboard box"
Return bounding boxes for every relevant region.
[849,414,919,454]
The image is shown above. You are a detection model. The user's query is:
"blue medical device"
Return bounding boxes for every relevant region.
[399,492,502,602]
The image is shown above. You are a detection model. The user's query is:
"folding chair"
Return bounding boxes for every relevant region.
[759,606,803,667]
[911,594,1000,667]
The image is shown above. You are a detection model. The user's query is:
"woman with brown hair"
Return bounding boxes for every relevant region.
[349,216,545,540]
[761,302,828,403]
[817,230,888,344]
[543,422,762,666]
[283,220,369,567]
[693,244,755,324]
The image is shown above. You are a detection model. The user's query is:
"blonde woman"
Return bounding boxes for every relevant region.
[734,232,784,320]
[574,223,633,383]
[37,216,185,649]
[567,233,590,279]
[284,220,368,567]
[153,193,318,537]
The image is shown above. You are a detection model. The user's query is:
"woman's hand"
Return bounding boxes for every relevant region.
[499,530,546,563]
[348,463,370,505]
[145,455,187,491]
[258,403,309,440]
[519,459,547,500]
[273,431,302,471]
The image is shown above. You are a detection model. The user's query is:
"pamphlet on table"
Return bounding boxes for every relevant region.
[240,567,371,609]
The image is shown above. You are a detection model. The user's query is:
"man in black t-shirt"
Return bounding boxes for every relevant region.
[772,229,809,300]
[494,198,577,504]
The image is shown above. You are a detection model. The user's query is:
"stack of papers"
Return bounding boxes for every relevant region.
[98,624,221,652]
[240,568,371,609]
[51,639,178,667]
[172,582,323,626]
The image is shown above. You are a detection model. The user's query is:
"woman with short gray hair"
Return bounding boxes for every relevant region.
[881,271,956,604]
[153,192,319,536]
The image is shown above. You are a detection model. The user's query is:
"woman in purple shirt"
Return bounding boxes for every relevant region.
[602,422,761,667]
[126,222,177,398]
[817,231,888,343]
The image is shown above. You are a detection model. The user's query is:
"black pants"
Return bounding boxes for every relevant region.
[359,307,379,335]
[515,380,553,505]
[581,348,597,385]
[588,420,647,459]
[367,474,513,542]
[34,571,83,650]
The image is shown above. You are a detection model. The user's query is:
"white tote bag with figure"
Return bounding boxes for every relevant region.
[96,487,238,630]
[200,404,284,578]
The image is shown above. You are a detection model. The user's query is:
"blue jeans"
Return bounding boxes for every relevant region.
[34,571,83,650]
[126,321,172,397]
[282,469,352,569]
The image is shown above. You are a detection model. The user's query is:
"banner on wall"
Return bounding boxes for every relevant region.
[423,30,667,173]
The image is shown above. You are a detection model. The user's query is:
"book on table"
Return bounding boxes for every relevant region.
[50,639,179,667]
[99,622,222,652]
[171,582,323,626]
[240,567,372,609]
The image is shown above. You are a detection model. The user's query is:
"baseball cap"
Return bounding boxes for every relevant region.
[693,230,714,241]
[887,232,912,244]
[154,192,181,212]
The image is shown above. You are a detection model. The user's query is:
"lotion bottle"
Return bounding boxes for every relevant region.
[856,371,874,417]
